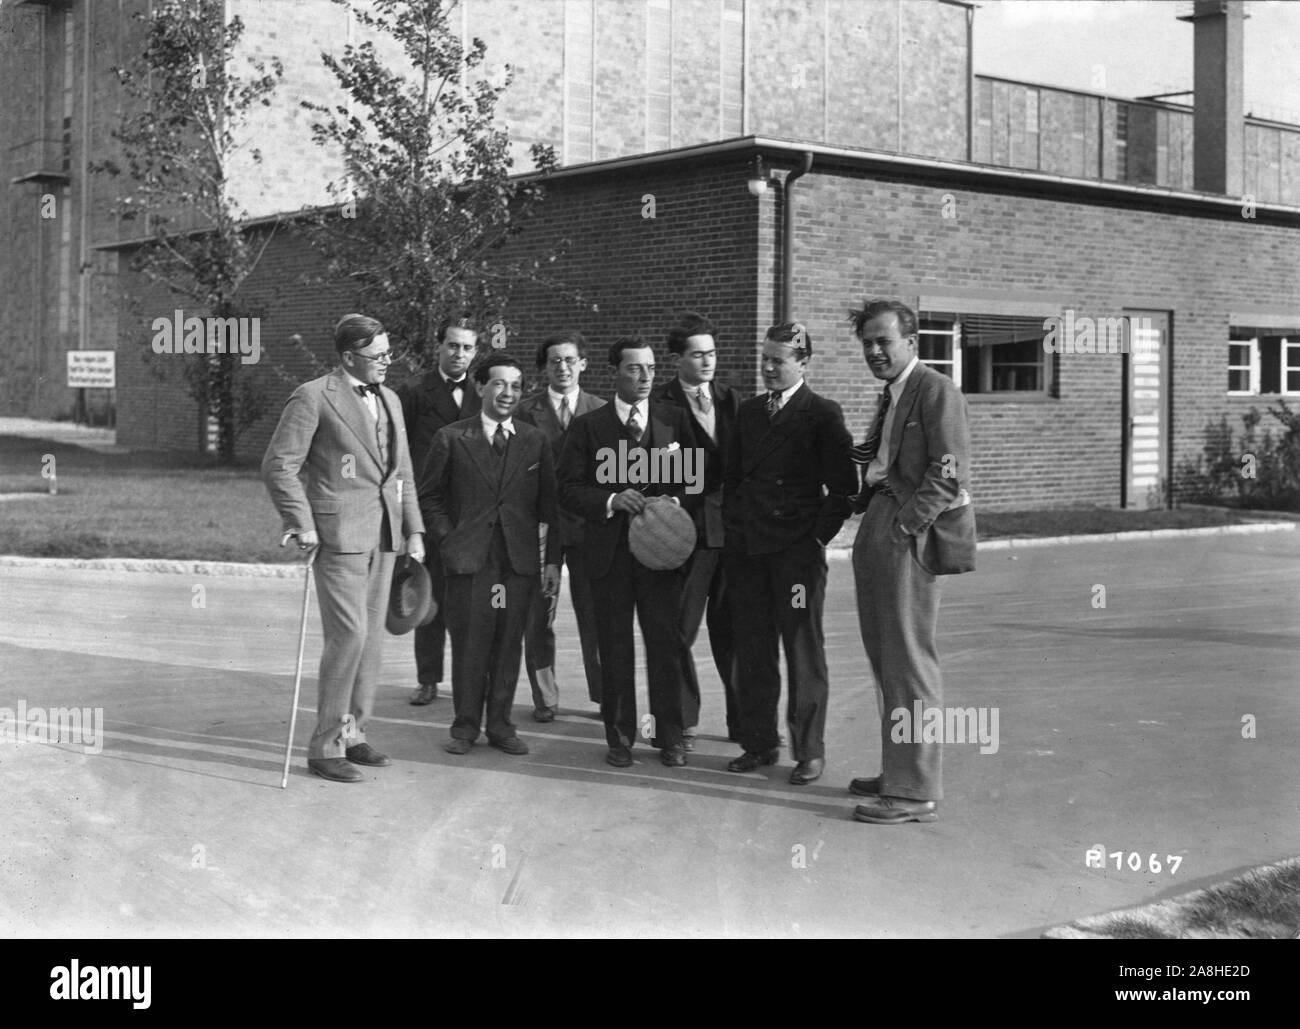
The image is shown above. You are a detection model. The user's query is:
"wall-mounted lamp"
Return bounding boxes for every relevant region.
[747,156,778,197]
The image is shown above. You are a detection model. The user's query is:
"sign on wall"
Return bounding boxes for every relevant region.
[67,351,116,389]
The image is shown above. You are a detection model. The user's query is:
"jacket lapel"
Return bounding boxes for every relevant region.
[462,421,500,492]
[325,369,383,468]
[884,365,926,474]
[743,382,808,475]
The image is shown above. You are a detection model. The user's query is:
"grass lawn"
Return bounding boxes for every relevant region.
[0,433,1285,562]
[0,435,291,563]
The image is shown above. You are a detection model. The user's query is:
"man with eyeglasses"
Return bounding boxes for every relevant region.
[394,318,481,707]
[652,312,744,746]
[515,331,607,721]
[262,314,426,783]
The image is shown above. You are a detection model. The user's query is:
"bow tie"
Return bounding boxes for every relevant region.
[355,383,380,396]
[445,377,465,392]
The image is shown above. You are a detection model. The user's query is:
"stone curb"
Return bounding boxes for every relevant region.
[0,519,1291,575]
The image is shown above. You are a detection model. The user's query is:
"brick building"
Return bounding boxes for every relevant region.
[2,0,1298,510]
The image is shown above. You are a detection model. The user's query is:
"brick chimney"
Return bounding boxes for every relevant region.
[1179,0,1245,195]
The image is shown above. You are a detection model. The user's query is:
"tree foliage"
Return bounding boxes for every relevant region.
[94,0,281,462]
[301,0,576,370]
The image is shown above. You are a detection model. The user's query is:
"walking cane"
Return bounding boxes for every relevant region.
[280,532,319,788]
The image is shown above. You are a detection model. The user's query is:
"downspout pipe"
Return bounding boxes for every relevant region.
[781,151,813,323]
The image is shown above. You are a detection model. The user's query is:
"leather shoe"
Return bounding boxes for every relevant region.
[307,757,364,783]
[727,748,779,773]
[605,747,633,768]
[532,706,556,723]
[344,743,391,767]
[410,683,439,706]
[789,758,824,785]
[853,796,938,824]
[661,745,687,767]
[490,736,530,756]
[443,737,472,755]
[848,776,882,797]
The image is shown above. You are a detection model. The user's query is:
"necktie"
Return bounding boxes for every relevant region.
[852,384,893,465]
[695,387,712,414]
[765,390,782,418]
[492,423,507,457]
[559,394,571,430]
[626,406,643,442]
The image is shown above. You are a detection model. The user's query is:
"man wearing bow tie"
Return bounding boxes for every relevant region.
[394,319,481,707]
[652,312,744,747]
[722,322,856,786]
[847,300,973,825]
[262,314,425,783]
[558,337,702,768]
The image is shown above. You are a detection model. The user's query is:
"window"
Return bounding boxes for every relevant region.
[919,313,1049,396]
[1228,327,1300,395]
[1115,103,1128,181]
[721,0,743,136]
[564,0,594,164]
[646,0,671,151]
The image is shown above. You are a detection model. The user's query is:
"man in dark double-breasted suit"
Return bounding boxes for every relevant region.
[394,320,481,707]
[723,322,857,786]
[558,337,702,769]
[653,312,744,745]
[514,331,606,719]
[418,353,560,756]
[262,314,426,784]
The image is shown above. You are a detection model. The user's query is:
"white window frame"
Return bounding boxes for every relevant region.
[1227,337,1257,395]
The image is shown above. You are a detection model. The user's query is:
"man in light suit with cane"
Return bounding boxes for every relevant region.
[263,314,425,784]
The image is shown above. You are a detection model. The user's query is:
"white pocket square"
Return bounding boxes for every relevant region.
[527,462,540,471]
[665,441,681,453]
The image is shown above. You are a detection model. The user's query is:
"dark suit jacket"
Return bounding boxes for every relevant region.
[514,387,606,547]
[394,368,482,473]
[723,380,857,556]
[859,361,976,572]
[418,417,560,576]
[557,400,702,580]
[262,368,424,553]
[652,378,743,549]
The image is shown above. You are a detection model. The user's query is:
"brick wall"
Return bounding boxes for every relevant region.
[115,145,1300,516]
[780,165,1300,510]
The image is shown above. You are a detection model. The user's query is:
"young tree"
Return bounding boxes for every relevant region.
[95,0,282,462]
[301,0,574,370]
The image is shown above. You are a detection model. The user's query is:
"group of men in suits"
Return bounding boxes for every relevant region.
[261,301,973,825]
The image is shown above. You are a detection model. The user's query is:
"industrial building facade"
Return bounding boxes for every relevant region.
[2,0,1298,510]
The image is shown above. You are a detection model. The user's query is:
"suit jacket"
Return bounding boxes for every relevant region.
[652,378,743,549]
[723,381,856,556]
[394,368,482,474]
[860,361,976,573]
[514,387,606,548]
[262,368,424,553]
[557,399,702,580]
[418,417,560,576]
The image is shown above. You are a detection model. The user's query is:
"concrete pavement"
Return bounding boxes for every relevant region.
[1,529,1297,937]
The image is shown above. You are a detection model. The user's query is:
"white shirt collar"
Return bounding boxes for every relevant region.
[770,379,804,403]
[887,356,920,397]
[440,369,467,386]
[613,396,644,423]
[481,412,514,438]
[548,386,578,408]
[679,378,709,400]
